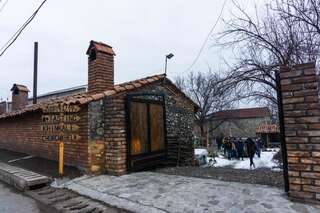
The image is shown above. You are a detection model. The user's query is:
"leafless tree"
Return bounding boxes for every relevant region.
[175,70,236,146]
[218,0,320,116]
[275,0,320,35]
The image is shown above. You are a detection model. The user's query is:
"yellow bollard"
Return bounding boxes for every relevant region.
[59,142,64,176]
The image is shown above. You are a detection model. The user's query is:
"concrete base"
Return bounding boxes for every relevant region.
[0,162,51,191]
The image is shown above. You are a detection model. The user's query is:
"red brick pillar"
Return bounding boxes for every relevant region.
[280,62,320,203]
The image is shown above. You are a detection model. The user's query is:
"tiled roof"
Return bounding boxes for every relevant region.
[0,73,197,119]
[209,107,270,120]
[86,40,115,56]
[11,84,30,92]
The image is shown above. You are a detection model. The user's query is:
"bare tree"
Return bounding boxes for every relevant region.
[275,0,320,35]
[218,0,320,114]
[175,70,236,146]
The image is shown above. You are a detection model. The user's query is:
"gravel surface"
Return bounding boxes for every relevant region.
[155,166,284,188]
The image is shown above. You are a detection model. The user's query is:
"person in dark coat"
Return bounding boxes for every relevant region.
[224,137,232,160]
[223,137,227,156]
[217,136,223,151]
[256,138,262,158]
[246,137,256,168]
[231,139,237,159]
[236,138,244,160]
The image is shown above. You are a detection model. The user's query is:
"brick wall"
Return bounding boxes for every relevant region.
[280,62,320,203]
[104,97,127,175]
[0,106,89,170]
[88,49,114,94]
[12,90,28,111]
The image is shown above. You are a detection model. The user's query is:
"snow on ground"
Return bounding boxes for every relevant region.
[207,149,280,170]
[194,149,208,156]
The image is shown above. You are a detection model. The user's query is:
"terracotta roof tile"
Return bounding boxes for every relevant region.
[0,73,198,119]
[124,84,134,90]
[133,83,142,87]
[91,93,104,100]
[103,90,116,96]
[146,78,154,83]
[209,107,270,120]
[78,98,87,105]
[11,84,30,92]
[86,40,115,56]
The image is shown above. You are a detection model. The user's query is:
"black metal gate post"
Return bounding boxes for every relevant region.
[276,69,289,193]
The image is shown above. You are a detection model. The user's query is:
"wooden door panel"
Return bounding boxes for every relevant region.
[150,104,165,152]
[130,102,148,155]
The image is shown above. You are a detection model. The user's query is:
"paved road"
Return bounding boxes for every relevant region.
[0,182,45,213]
[64,172,320,213]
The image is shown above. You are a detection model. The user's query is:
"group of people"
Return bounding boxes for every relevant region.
[219,137,263,168]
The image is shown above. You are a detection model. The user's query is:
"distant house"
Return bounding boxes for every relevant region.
[206,107,272,139]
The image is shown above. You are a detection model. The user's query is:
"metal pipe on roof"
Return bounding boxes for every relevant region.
[33,42,38,104]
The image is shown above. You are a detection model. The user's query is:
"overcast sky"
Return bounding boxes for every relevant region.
[0,0,260,101]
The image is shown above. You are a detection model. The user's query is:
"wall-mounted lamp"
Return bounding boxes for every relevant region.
[165,53,174,75]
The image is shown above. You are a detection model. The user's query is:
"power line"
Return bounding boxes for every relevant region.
[0,0,47,57]
[184,0,228,72]
[0,0,8,13]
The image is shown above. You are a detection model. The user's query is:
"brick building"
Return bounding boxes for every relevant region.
[206,107,272,139]
[0,40,197,175]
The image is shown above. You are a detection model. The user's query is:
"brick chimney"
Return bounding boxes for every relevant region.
[11,84,30,111]
[86,41,116,94]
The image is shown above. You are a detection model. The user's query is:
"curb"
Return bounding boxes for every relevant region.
[0,162,51,191]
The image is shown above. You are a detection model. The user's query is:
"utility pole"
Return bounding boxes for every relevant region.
[33,42,38,104]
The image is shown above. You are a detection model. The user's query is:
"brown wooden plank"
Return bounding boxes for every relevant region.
[150,104,165,152]
[130,102,148,155]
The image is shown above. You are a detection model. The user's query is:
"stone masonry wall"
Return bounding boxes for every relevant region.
[280,62,320,203]
[88,100,106,174]
[128,82,195,166]
[102,82,195,175]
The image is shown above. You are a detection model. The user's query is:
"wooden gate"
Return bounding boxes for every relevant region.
[125,94,167,172]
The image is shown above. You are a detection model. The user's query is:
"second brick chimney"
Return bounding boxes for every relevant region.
[11,84,30,111]
[86,41,116,94]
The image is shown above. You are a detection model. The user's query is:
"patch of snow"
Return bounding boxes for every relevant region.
[207,151,281,170]
[272,167,282,172]
[194,149,208,156]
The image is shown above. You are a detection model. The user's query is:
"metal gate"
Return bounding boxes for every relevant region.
[125,94,167,172]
